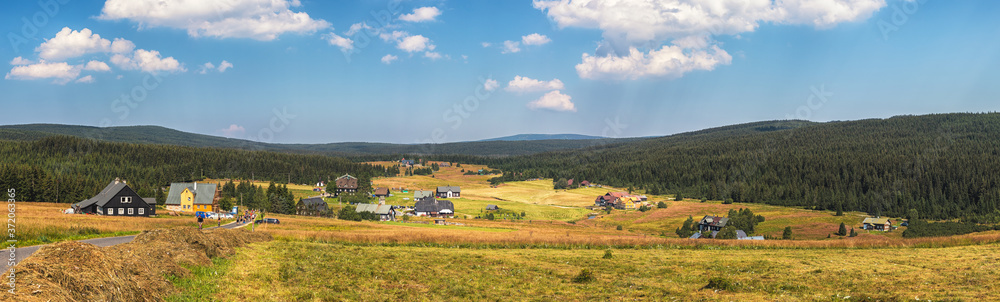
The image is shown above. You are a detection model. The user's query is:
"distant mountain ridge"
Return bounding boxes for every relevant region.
[479,134,606,141]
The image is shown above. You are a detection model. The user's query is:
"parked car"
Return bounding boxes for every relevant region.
[254,218,280,224]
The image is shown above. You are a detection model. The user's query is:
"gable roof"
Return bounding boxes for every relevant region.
[699,216,729,228]
[862,217,891,225]
[356,203,393,215]
[336,174,358,189]
[414,198,454,213]
[74,179,145,208]
[299,197,326,207]
[608,192,628,198]
[486,204,499,210]
[165,183,218,205]
[374,187,390,196]
[437,186,460,193]
[414,190,434,199]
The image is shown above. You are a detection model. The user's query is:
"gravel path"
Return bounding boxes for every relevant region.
[2,220,247,271]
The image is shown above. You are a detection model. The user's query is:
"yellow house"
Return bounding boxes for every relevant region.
[166,182,219,213]
[617,196,640,210]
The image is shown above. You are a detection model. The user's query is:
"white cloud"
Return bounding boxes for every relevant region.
[381,54,398,64]
[220,124,246,137]
[398,35,434,53]
[379,30,407,42]
[5,61,81,84]
[218,60,233,72]
[534,0,887,80]
[506,76,564,93]
[198,62,215,74]
[424,51,442,60]
[345,22,372,36]
[502,40,521,54]
[324,32,354,51]
[111,38,135,54]
[84,60,111,72]
[481,42,491,48]
[399,7,441,22]
[577,45,732,80]
[521,33,551,46]
[75,75,95,83]
[10,57,32,65]
[111,49,186,73]
[99,0,330,41]
[36,27,111,60]
[484,79,499,91]
[528,90,576,112]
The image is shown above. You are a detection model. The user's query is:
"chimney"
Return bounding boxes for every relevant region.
[194,182,197,190]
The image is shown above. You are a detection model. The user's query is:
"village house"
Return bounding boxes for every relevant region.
[615,196,641,210]
[373,187,390,201]
[356,203,396,221]
[862,217,893,231]
[413,197,455,218]
[595,192,628,207]
[165,182,220,213]
[436,186,461,198]
[580,180,591,187]
[296,197,328,216]
[414,190,434,202]
[335,174,359,196]
[400,158,415,167]
[486,204,500,211]
[698,215,729,232]
[439,162,450,167]
[72,178,156,217]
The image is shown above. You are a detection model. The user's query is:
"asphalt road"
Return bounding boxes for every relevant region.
[2,220,247,271]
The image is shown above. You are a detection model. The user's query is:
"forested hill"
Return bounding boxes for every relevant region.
[0,136,393,205]
[479,134,606,141]
[0,124,640,157]
[484,113,1000,220]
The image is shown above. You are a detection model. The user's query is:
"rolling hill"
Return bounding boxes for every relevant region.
[479,134,606,141]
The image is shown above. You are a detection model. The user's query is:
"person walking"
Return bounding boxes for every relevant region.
[197,214,204,230]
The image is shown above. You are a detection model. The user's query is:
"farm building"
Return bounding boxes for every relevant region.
[72,178,156,217]
[414,190,434,201]
[862,217,893,231]
[335,174,359,196]
[373,187,390,198]
[414,197,454,218]
[356,203,396,221]
[436,186,461,198]
[580,181,591,187]
[595,192,629,207]
[400,158,415,167]
[165,182,220,213]
[486,204,500,211]
[439,162,450,167]
[297,197,328,216]
[615,196,641,210]
[698,215,729,232]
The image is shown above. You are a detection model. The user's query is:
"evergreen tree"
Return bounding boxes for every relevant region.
[782,226,793,240]
[838,222,848,236]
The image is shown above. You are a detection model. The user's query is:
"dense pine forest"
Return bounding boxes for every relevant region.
[483,113,1000,220]
[0,136,390,205]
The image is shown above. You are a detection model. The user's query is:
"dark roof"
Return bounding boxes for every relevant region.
[414,198,454,213]
[300,197,326,207]
[73,179,150,208]
[486,204,499,210]
[374,187,390,196]
[437,186,460,193]
[699,216,729,228]
[336,174,358,189]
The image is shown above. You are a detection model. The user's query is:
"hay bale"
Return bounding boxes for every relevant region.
[12,228,271,301]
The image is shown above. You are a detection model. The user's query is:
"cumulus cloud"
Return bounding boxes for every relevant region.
[381,54,398,64]
[521,33,551,46]
[199,62,215,74]
[111,38,135,54]
[111,49,185,73]
[502,40,521,54]
[534,0,887,80]
[398,35,435,53]
[528,90,576,112]
[84,60,111,72]
[99,0,330,41]
[424,51,442,60]
[484,79,499,91]
[220,124,246,137]
[324,32,354,51]
[10,57,32,65]
[345,22,372,36]
[75,75,95,83]
[36,28,111,61]
[5,61,81,84]
[218,60,233,72]
[506,76,564,93]
[399,7,441,22]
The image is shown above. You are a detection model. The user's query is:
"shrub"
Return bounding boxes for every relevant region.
[703,277,741,291]
[572,269,595,283]
[602,250,613,259]
[616,225,623,231]
[638,205,651,212]
[656,201,667,209]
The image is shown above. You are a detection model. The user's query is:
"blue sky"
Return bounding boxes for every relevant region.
[1,0,998,143]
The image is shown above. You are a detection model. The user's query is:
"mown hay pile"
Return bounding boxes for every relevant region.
[11,228,271,301]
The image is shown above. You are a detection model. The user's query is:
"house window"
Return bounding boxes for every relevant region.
[119,208,124,215]
[128,208,134,215]
[121,196,132,203]
[139,208,145,215]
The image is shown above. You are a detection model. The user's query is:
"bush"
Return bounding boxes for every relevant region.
[638,205,651,212]
[602,250,613,259]
[657,201,668,209]
[572,269,595,283]
[616,225,623,231]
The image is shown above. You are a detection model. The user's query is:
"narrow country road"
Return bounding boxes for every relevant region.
[2,220,248,271]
